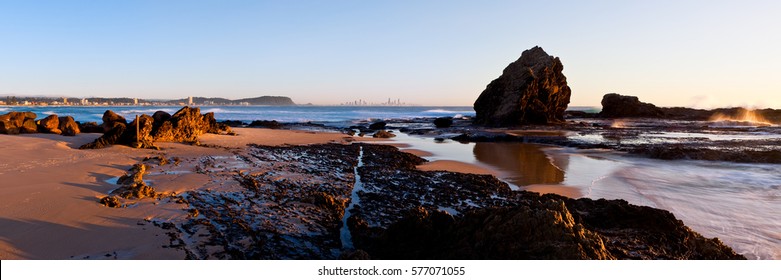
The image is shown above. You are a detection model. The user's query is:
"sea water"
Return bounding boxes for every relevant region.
[0,105,475,126]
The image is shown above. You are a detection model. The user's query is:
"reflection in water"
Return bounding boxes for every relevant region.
[473,143,568,186]
[389,134,781,259]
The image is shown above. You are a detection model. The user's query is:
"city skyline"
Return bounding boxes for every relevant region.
[1,1,779,108]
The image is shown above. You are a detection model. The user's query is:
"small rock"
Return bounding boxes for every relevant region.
[373,130,395,138]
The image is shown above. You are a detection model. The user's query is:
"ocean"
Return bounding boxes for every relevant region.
[0,105,477,126]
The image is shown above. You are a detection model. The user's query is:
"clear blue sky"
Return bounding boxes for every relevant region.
[0,0,779,107]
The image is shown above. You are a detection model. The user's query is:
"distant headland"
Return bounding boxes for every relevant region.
[0,95,295,106]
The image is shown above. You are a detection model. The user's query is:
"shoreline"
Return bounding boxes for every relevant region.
[0,128,350,259]
[0,125,753,259]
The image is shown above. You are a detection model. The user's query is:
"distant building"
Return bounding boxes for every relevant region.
[81,98,88,105]
[188,96,193,105]
[63,97,68,104]
[134,98,138,105]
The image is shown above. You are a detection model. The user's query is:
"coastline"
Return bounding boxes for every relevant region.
[0,124,751,259]
[0,128,349,259]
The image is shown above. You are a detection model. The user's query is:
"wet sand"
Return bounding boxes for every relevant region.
[0,128,349,259]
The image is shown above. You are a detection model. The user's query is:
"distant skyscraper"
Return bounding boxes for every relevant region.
[63,97,68,104]
[134,98,138,105]
[188,96,193,105]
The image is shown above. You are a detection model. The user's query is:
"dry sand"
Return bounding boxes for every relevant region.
[0,128,349,259]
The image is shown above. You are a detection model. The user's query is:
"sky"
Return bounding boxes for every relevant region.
[0,0,779,107]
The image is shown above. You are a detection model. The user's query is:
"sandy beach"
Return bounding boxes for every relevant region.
[0,128,353,259]
[0,127,530,259]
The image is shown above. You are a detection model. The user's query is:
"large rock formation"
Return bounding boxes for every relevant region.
[474,46,571,126]
[58,116,81,136]
[0,112,38,135]
[38,115,62,134]
[599,93,664,118]
[80,106,232,149]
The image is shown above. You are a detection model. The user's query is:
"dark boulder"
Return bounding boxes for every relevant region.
[202,112,232,135]
[21,119,39,133]
[101,110,127,132]
[58,116,81,136]
[359,203,612,260]
[152,111,171,125]
[599,93,664,118]
[369,121,387,130]
[38,115,61,134]
[78,122,103,133]
[79,122,127,149]
[0,112,36,134]
[248,120,283,129]
[373,130,395,138]
[220,120,246,127]
[433,117,453,128]
[474,46,571,126]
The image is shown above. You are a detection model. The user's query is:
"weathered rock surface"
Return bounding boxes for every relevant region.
[152,111,171,125]
[474,46,571,126]
[101,110,127,132]
[21,119,39,133]
[100,163,158,207]
[78,122,103,133]
[0,111,38,134]
[58,116,81,136]
[372,130,395,138]
[599,93,664,118]
[152,107,229,143]
[37,115,61,134]
[80,122,127,149]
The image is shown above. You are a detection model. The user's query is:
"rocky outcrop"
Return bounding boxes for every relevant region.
[21,119,39,133]
[248,120,282,129]
[38,115,61,134]
[101,110,127,132]
[78,122,103,133]
[0,112,37,134]
[373,130,395,138]
[152,111,171,125]
[100,164,157,208]
[369,121,387,130]
[80,122,127,149]
[344,144,744,260]
[58,116,81,136]
[353,192,744,260]
[474,46,571,126]
[152,107,227,143]
[80,106,232,149]
[599,93,664,118]
[434,117,453,128]
[593,94,781,124]
[0,111,83,136]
